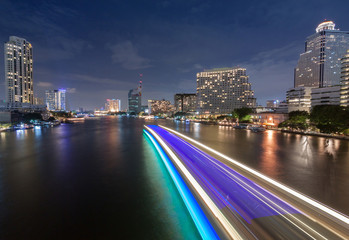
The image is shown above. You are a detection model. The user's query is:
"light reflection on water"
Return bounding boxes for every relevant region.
[0,118,200,239]
[260,130,281,178]
[1,118,349,238]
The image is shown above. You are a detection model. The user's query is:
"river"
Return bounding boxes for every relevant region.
[0,117,348,239]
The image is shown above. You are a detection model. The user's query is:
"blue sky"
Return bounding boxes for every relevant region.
[1,0,349,110]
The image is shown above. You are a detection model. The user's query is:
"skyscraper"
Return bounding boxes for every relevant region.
[196,67,256,115]
[340,49,349,107]
[294,21,349,88]
[128,77,142,114]
[4,36,34,104]
[45,89,66,111]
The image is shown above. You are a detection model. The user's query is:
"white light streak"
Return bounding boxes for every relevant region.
[145,126,243,240]
[160,125,349,226]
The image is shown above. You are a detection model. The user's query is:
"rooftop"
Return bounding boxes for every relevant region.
[203,67,245,72]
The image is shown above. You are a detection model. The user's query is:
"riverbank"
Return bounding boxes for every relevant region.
[177,119,349,141]
[280,129,349,141]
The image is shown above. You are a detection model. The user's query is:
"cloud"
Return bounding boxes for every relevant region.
[239,43,303,104]
[67,88,77,93]
[37,81,53,87]
[110,41,151,70]
[178,63,204,73]
[66,73,136,91]
[35,37,93,62]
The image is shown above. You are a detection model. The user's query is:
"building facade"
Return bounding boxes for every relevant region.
[105,99,121,112]
[311,86,341,107]
[196,67,256,116]
[251,113,288,127]
[275,101,289,113]
[340,49,349,107]
[45,89,66,111]
[148,100,174,115]
[294,21,349,88]
[174,93,197,113]
[287,87,313,112]
[128,81,142,114]
[266,100,280,109]
[4,36,34,104]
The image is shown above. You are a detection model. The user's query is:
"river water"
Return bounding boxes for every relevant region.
[0,117,348,239]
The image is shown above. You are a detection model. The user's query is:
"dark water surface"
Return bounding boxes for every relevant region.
[0,117,200,240]
[1,117,349,239]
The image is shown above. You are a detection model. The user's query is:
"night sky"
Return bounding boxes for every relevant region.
[1,0,349,110]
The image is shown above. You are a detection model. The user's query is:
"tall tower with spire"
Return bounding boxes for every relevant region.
[294,20,349,88]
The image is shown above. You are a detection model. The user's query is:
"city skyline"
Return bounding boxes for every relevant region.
[1,0,349,110]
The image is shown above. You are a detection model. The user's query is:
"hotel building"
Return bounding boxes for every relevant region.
[196,67,255,116]
[4,36,34,104]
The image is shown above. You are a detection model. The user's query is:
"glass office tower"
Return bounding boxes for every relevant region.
[340,50,349,107]
[294,21,349,88]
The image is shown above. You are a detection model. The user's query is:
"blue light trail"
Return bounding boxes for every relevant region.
[146,125,348,239]
[143,129,219,240]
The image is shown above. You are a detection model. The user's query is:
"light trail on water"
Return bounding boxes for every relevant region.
[146,125,349,239]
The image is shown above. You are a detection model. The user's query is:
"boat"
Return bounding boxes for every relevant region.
[250,126,266,132]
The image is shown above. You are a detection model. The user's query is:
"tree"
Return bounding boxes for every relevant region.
[174,112,187,119]
[310,105,349,133]
[216,115,228,120]
[279,111,309,130]
[51,111,73,118]
[232,107,253,123]
[22,113,43,123]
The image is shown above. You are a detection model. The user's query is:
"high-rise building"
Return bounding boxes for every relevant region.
[196,67,256,115]
[45,89,66,111]
[340,49,349,107]
[174,93,197,113]
[105,99,121,112]
[128,78,142,114]
[4,36,34,104]
[294,21,349,88]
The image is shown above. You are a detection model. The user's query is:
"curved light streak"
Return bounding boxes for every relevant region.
[159,125,349,226]
[145,126,244,240]
[143,129,219,240]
